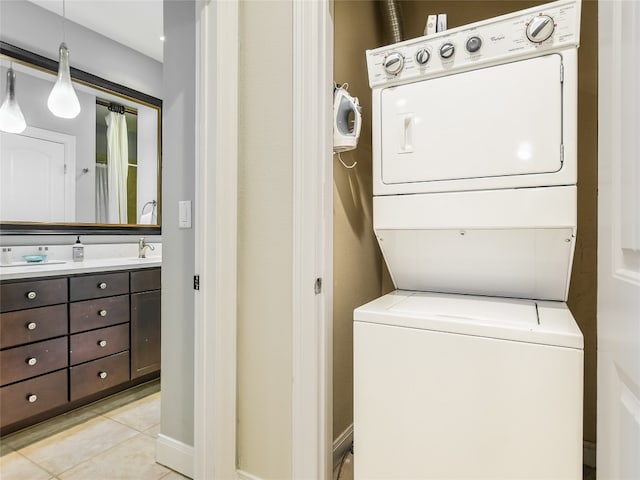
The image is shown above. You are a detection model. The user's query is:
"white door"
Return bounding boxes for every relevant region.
[597,2,640,478]
[0,128,76,222]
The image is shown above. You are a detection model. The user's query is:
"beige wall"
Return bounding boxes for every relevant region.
[237,1,293,478]
[333,0,385,441]
[333,0,598,447]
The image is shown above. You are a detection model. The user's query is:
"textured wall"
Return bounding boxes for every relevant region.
[160,0,196,452]
[236,1,294,478]
[333,0,385,442]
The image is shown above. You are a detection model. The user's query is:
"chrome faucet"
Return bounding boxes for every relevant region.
[138,237,155,258]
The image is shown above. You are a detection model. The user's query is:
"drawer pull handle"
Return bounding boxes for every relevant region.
[26,291,37,300]
[98,371,108,379]
[26,357,37,366]
[98,340,107,347]
[99,309,108,317]
[26,322,37,330]
[27,394,38,403]
[98,282,107,289]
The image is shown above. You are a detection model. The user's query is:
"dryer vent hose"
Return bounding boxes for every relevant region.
[379,0,404,44]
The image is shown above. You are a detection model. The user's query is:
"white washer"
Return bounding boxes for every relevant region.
[355,291,583,479]
[355,1,584,478]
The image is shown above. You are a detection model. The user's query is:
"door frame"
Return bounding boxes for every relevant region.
[291,0,333,478]
[193,1,333,479]
[193,0,239,478]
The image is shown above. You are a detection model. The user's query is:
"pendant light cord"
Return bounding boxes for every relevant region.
[62,0,66,42]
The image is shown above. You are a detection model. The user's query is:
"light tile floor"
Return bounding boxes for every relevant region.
[0,380,188,480]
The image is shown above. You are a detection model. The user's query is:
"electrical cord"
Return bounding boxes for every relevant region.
[336,152,357,169]
[335,443,354,480]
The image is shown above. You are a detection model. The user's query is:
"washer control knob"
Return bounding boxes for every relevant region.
[383,52,404,75]
[526,14,555,43]
[440,42,455,59]
[466,36,482,53]
[415,48,431,66]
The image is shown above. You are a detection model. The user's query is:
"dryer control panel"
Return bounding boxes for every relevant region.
[366,0,580,88]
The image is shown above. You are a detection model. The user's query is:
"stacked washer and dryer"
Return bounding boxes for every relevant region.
[354,1,584,478]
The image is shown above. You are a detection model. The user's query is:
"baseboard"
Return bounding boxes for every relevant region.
[156,433,195,479]
[583,440,596,468]
[236,470,264,480]
[333,424,354,470]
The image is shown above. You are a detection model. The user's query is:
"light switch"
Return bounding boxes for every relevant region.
[179,200,192,228]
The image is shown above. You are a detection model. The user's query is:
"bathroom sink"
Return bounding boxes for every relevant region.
[126,257,161,262]
[1,260,67,267]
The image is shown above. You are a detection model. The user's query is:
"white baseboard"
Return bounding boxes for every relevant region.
[236,470,265,480]
[156,433,195,479]
[583,440,596,468]
[333,424,354,470]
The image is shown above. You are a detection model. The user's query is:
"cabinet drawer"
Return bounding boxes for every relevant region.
[70,323,129,366]
[70,351,129,401]
[70,272,129,301]
[69,295,130,334]
[1,369,68,428]
[0,337,68,386]
[0,304,68,349]
[131,268,161,293]
[0,278,67,313]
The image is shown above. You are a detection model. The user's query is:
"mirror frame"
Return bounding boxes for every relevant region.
[0,41,162,236]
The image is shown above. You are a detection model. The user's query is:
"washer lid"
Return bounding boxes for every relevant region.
[354,291,583,349]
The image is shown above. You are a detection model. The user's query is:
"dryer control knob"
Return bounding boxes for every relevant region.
[440,42,455,59]
[466,36,482,53]
[415,48,431,66]
[383,52,404,75]
[526,14,555,43]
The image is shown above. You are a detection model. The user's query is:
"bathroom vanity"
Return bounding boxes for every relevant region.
[0,260,161,435]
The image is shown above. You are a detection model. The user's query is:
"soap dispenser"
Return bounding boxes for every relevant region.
[72,236,84,262]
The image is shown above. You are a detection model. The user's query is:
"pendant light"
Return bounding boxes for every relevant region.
[47,0,81,119]
[0,67,27,133]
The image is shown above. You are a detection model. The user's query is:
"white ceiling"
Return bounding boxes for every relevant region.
[27,0,164,62]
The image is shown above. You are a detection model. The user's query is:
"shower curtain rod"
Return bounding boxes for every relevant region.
[96,99,137,116]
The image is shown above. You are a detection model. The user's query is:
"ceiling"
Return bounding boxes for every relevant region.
[27,0,164,62]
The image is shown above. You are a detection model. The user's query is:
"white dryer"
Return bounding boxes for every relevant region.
[354,1,584,478]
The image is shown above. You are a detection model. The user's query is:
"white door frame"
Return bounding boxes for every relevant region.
[193,0,239,478]
[291,0,333,479]
[194,1,333,479]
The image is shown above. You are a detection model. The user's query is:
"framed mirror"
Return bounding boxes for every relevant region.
[0,41,161,235]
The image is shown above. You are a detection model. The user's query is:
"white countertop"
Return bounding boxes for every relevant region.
[0,243,161,280]
[0,257,161,280]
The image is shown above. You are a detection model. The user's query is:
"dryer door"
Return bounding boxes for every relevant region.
[380,54,563,186]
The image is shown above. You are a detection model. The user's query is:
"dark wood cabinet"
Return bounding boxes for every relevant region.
[0,304,67,349]
[69,295,130,333]
[70,351,131,401]
[0,277,67,313]
[1,369,68,427]
[69,272,129,301]
[0,267,161,434]
[131,290,161,379]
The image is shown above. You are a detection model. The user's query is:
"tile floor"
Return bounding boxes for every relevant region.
[0,380,188,480]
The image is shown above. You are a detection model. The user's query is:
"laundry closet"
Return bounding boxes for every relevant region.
[332,0,598,472]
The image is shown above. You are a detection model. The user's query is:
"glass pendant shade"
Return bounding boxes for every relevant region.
[47,42,81,119]
[0,68,27,134]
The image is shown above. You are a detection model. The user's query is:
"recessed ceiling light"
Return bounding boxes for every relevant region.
[160,35,166,42]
